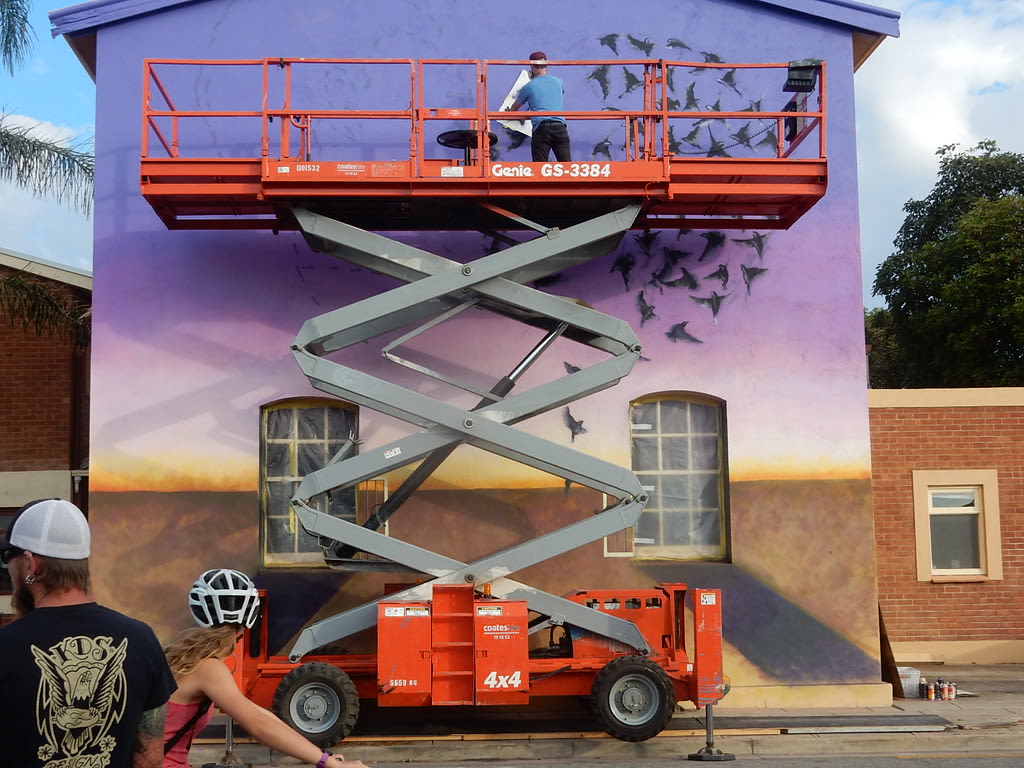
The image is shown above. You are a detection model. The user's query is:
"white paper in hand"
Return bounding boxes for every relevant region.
[497,69,532,137]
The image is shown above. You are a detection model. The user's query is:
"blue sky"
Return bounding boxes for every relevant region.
[1,0,1022,308]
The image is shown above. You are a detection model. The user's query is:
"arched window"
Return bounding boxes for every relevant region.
[260,399,359,566]
[629,393,728,560]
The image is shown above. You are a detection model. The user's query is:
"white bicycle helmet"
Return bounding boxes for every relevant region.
[188,568,261,629]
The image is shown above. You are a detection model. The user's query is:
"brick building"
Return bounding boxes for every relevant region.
[0,248,91,609]
[870,388,1024,664]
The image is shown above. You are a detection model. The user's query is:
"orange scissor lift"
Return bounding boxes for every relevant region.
[142,57,827,746]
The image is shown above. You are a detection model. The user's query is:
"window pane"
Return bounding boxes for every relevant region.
[664,511,696,545]
[327,408,354,439]
[266,513,295,554]
[662,437,689,471]
[692,510,721,546]
[298,442,328,476]
[661,473,690,510]
[299,408,326,439]
[632,437,659,470]
[267,409,293,439]
[694,473,720,508]
[931,489,977,509]
[660,401,688,433]
[266,443,290,477]
[931,513,980,569]
[691,435,719,470]
[690,403,719,433]
[631,402,657,428]
[638,474,660,508]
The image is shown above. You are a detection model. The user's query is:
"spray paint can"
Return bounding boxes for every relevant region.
[927,682,935,700]
[949,681,957,700]
[919,676,928,699]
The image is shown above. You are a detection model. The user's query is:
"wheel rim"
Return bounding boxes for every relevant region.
[608,673,660,726]
[289,681,342,734]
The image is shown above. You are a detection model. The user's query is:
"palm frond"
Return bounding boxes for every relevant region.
[1,0,35,76]
[0,116,94,215]
[0,273,91,347]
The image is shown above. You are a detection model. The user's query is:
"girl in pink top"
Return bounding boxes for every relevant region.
[162,569,367,768]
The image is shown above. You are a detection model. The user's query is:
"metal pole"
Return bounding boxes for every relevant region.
[687,703,735,761]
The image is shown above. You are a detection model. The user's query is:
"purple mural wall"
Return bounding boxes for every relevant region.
[63,0,893,706]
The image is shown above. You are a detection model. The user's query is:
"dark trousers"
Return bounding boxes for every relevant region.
[531,120,571,162]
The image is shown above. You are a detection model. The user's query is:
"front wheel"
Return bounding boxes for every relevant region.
[591,655,675,741]
[272,662,359,747]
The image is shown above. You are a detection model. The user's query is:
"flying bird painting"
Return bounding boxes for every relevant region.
[666,321,703,344]
[563,406,587,442]
[599,33,620,55]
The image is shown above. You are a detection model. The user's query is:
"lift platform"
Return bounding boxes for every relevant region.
[140,57,827,232]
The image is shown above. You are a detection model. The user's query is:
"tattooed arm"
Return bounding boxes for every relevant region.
[134,704,167,768]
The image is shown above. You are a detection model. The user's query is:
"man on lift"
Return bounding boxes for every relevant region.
[509,51,572,162]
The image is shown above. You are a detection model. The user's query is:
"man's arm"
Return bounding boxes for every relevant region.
[134,704,167,768]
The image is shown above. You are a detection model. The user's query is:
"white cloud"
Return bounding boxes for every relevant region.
[857,0,1024,306]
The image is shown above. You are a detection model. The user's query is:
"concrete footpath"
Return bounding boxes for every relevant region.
[189,663,1024,765]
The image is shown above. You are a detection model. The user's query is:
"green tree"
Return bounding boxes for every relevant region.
[864,307,907,389]
[872,141,1024,387]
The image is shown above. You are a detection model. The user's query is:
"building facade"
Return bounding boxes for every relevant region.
[51,0,898,708]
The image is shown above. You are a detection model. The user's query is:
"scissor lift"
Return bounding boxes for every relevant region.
[141,56,827,741]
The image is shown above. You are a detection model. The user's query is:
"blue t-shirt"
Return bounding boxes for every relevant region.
[516,75,566,129]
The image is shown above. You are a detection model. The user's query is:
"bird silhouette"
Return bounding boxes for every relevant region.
[684,82,701,111]
[587,64,611,99]
[636,289,658,326]
[592,135,613,160]
[660,267,700,291]
[627,34,655,56]
[732,231,769,259]
[705,263,729,289]
[664,67,677,93]
[502,127,527,150]
[662,246,692,269]
[691,51,724,73]
[683,123,704,147]
[563,406,587,442]
[729,122,754,148]
[698,231,726,261]
[756,128,779,153]
[599,33,620,55]
[666,321,703,344]
[706,130,730,157]
[740,98,763,112]
[666,37,692,51]
[610,251,636,290]
[621,67,643,97]
[691,291,730,323]
[667,126,683,155]
[740,264,769,295]
[563,361,582,374]
[717,68,742,95]
[633,229,660,262]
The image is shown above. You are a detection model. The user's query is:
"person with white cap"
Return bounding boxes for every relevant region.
[161,569,368,768]
[508,51,572,161]
[0,498,176,768]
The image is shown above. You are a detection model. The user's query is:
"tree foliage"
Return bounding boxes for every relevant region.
[0,272,91,346]
[871,142,1024,387]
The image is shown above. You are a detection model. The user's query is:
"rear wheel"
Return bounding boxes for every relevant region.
[590,655,675,741]
[273,662,359,747]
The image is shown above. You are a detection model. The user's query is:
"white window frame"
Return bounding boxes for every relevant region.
[912,469,1002,582]
[625,393,728,561]
[261,399,361,567]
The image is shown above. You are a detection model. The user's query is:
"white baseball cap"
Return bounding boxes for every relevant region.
[5,499,91,560]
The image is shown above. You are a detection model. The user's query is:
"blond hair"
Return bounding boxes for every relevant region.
[164,624,240,677]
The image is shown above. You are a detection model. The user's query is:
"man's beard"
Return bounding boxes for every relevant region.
[12,579,36,617]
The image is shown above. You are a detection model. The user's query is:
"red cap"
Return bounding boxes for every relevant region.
[529,51,548,64]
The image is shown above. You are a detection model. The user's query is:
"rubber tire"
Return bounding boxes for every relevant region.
[272,662,359,747]
[590,655,675,742]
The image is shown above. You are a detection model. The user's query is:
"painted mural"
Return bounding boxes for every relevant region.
[69,0,890,707]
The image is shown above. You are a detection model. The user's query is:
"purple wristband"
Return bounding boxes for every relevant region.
[316,752,333,768]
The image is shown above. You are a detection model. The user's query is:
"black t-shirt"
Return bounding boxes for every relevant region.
[0,602,176,768]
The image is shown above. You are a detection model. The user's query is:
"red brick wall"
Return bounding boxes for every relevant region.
[0,266,85,473]
[870,401,1024,643]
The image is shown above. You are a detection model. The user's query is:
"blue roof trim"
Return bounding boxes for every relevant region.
[49,0,198,38]
[50,0,899,39]
[752,0,900,37]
